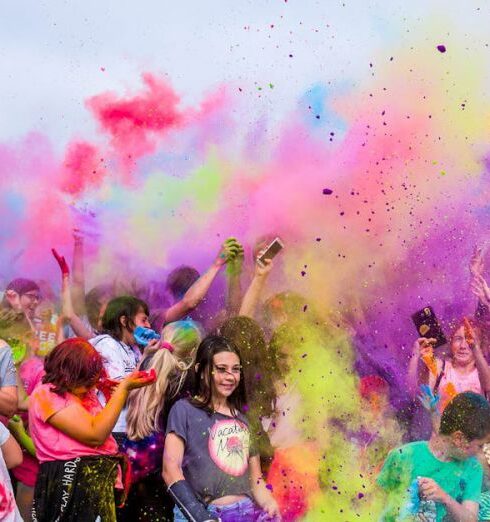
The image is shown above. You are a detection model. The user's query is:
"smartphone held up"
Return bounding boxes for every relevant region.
[411,306,447,348]
[257,237,284,267]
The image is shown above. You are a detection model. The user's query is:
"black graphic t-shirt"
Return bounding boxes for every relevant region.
[166,399,257,502]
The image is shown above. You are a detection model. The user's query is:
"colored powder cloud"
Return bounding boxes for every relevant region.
[86,73,184,172]
[1,27,490,517]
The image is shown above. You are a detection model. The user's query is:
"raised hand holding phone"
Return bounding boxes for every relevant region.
[254,256,273,278]
[411,306,447,348]
[256,237,284,268]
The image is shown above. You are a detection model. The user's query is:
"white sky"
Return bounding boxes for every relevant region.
[0,0,488,150]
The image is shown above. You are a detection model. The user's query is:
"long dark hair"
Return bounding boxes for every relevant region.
[190,335,247,417]
[42,338,103,396]
[101,295,149,341]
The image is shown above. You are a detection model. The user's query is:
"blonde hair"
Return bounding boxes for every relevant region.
[162,319,202,366]
[126,345,179,440]
[125,320,202,440]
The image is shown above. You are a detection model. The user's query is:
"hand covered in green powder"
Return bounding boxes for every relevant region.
[214,237,241,267]
[8,415,27,437]
[226,241,244,276]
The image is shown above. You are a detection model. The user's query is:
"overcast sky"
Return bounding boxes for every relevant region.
[0,0,488,150]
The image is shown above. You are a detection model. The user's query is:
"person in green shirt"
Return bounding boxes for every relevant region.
[378,392,490,521]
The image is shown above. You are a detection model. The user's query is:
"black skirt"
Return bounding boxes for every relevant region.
[32,455,122,522]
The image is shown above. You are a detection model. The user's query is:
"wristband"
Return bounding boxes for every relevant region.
[168,480,218,522]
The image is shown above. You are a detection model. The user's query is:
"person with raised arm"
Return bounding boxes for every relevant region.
[52,247,95,340]
[224,242,244,317]
[150,238,242,332]
[238,255,273,319]
[407,318,490,411]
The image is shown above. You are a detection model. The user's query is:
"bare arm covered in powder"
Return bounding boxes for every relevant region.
[239,258,273,318]
[71,229,87,317]
[48,371,155,446]
[225,242,244,316]
[407,338,434,397]
[164,238,241,324]
[52,249,93,340]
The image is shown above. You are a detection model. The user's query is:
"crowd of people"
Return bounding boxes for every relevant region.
[1,233,490,521]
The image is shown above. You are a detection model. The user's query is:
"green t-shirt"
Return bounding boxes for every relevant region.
[377,441,482,521]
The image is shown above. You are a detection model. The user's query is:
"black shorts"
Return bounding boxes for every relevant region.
[32,455,121,522]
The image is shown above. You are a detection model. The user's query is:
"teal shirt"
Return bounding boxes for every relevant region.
[377,441,482,521]
[480,491,490,521]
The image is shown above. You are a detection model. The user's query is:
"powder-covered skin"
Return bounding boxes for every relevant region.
[1,21,490,518]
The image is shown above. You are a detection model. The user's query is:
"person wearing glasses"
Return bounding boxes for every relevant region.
[2,278,41,331]
[163,335,280,522]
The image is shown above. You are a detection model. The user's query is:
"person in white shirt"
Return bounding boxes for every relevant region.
[90,295,155,446]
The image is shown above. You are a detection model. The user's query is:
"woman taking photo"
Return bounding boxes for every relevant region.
[408,317,490,410]
[28,337,155,521]
[162,335,280,522]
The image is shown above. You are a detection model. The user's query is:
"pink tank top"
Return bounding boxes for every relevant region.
[437,360,482,395]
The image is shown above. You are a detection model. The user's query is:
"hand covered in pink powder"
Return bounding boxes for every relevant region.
[122,369,157,391]
[51,248,70,277]
[97,376,120,402]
